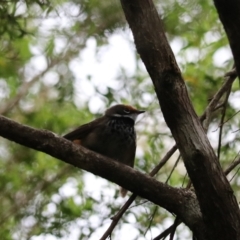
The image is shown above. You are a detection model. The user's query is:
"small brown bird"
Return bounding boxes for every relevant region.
[63,104,145,197]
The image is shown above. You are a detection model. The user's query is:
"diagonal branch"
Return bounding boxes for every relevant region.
[225,157,240,175]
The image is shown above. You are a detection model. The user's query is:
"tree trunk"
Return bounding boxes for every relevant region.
[120,0,240,239]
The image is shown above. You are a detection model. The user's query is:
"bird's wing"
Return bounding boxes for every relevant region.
[120,141,136,197]
[124,141,136,167]
[63,117,105,141]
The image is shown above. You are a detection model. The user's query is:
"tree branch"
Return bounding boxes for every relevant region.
[0,115,203,233]
[100,144,178,240]
[225,157,240,176]
[120,0,240,239]
[201,66,236,129]
[99,65,234,239]
[213,0,240,80]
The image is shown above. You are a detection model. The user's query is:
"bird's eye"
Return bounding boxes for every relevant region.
[124,109,130,114]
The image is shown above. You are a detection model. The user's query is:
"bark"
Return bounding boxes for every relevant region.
[0,115,204,235]
[213,0,240,80]
[120,0,240,239]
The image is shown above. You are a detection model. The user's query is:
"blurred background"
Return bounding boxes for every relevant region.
[0,0,239,239]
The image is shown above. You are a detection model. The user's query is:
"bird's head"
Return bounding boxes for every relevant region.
[105,104,145,121]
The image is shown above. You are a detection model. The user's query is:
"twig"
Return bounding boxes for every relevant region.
[149,145,178,177]
[163,155,181,239]
[224,157,240,175]
[142,154,181,237]
[217,86,232,159]
[99,193,137,240]
[182,173,188,187]
[219,110,240,127]
[201,67,237,129]
[153,217,182,240]
[99,145,178,240]
[229,166,240,182]
[144,206,158,237]
[169,215,180,240]
[165,154,181,184]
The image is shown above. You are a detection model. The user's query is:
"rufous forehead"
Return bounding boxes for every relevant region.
[124,105,137,111]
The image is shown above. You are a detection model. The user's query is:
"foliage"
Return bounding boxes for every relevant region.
[0,0,239,239]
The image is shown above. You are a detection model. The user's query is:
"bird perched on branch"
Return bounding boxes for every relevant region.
[63,104,145,197]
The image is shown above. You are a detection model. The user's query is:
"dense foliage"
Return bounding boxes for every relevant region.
[0,0,239,239]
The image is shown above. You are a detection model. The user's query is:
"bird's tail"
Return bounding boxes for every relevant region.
[120,187,128,197]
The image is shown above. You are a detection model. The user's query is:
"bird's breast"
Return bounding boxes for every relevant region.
[105,119,136,142]
[81,118,136,163]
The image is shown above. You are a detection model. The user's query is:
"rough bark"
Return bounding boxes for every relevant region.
[120,0,240,239]
[213,0,240,80]
[0,115,205,235]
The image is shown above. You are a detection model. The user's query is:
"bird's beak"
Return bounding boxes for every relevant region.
[129,110,145,121]
[136,110,145,114]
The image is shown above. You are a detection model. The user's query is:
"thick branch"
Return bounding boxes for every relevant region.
[120,0,240,239]
[0,115,202,233]
[213,0,240,80]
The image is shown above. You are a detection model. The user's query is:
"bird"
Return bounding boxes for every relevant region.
[63,104,145,197]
